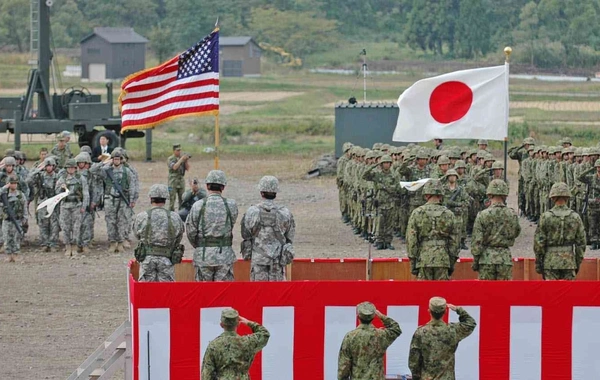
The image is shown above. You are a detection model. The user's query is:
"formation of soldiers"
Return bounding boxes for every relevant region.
[337,137,587,280]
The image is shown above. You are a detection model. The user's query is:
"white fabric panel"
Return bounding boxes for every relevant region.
[510,306,541,380]
[572,307,600,380]
[386,306,419,377]
[138,308,170,380]
[450,306,480,380]
[200,307,230,367]
[324,307,356,380]
[262,307,294,380]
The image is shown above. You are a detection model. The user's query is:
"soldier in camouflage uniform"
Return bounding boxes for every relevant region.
[55,159,89,257]
[27,157,60,252]
[186,170,238,281]
[407,180,459,281]
[134,184,184,282]
[577,159,600,249]
[241,176,295,281]
[363,155,401,250]
[409,297,476,380]
[167,144,189,211]
[398,150,431,220]
[178,177,207,221]
[534,182,586,280]
[443,169,471,250]
[471,180,521,280]
[50,132,73,168]
[75,153,99,253]
[338,301,401,380]
[1,178,27,262]
[430,155,450,179]
[90,150,135,253]
[337,143,353,223]
[202,308,269,380]
[116,148,139,249]
[509,137,535,215]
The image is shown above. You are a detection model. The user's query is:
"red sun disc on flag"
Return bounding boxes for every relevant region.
[429,81,473,124]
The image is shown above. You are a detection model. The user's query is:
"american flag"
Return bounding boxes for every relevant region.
[119,29,219,131]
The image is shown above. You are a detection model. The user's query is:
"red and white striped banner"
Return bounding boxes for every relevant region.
[129,277,600,380]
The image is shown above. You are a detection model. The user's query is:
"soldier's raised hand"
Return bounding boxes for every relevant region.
[447,303,458,312]
[239,316,251,325]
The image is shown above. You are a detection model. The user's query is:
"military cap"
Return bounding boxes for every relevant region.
[549,182,572,198]
[148,184,170,199]
[380,155,393,164]
[437,155,450,165]
[416,150,429,159]
[65,158,77,168]
[446,169,459,177]
[14,151,23,160]
[220,308,240,327]
[477,139,488,145]
[8,177,19,184]
[80,145,92,154]
[3,157,16,166]
[487,179,509,196]
[454,159,467,169]
[173,144,182,150]
[356,301,376,320]
[4,149,15,157]
[491,161,504,170]
[422,179,443,196]
[372,143,382,150]
[429,297,447,313]
[258,175,279,193]
[206,170,227,185]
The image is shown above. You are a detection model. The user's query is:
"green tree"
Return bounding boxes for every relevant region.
[148,23,174,62]
[0,0,29,52]
[51,0,90,47]
[512,1,543,66]
[455,0,491,58]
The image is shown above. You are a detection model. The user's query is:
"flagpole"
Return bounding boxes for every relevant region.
[503,46,512,182]
[214,114,220,169]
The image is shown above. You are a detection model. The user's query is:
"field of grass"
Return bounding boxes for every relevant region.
[2,51,600,160]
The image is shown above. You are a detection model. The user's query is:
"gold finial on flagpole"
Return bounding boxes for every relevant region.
[504,46,512,63]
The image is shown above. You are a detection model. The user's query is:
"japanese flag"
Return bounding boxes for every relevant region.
[393,65,509,142]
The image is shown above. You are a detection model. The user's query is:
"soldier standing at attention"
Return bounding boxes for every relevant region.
[1,178,27,262]
[27,157,60,252]
[55,159,89,257]
[51,132,73,168]
[409,297,476,380]
[167,144,189,211]
[201,308,270,380]
[134,184,184,282]
[577,159,600,250]
[471,180,521,280]
[241,176,295,281]
[534,182,586,280]
[338,301,401,380]
[443,169,471,250]
[116,148,140,249]
[407,180,459,280]
[178,177,207,221]
[186,170,238,281]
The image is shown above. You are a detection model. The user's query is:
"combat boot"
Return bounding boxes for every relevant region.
[376,242,385,250]
[81,246,90,254]
[387,243,395,250]
[64,245,72,257]
[123,240,132,249]
[71,245,79,256]
[116,243,125,253]
[108,242,118,253]
[460,240,469,250]
[43,246,51,253]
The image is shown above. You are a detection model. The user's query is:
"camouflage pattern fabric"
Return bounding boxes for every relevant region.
[195,265,234,281]
[409,307,476,380]
[50,144,72,168]
[123,162,140,242]
[338,314,402,380]
[186,193,238,281]
[443,182,471,244]
[56,173,89,245]
[577,168,600,244]
[241,199,295,281]
[201,322,270,380]
[167,154,186,211]
[471,203,521,280]
[363,165,400,244]
[139,256,175,282]
[534,204,586,280]
[1,189,27,254]
[417,267,450,281]
[27,167,60,248]
[478,264,513,280]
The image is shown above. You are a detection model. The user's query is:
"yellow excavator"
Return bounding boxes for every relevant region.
[258,42,303,67]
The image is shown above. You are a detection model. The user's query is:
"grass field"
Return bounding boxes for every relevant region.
[2,52,600,160]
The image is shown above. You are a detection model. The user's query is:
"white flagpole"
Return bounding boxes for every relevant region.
[503,46,512,182]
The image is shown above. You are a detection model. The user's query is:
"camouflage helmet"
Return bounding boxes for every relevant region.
[380,154,393,164]
[14,151,24,160]
[562,147,575,155]
[148,184,170,199]
[416,150,429,159]
[342,142,353,153]
[3,157,16,166]
[562,137,572,145]
[575,148,583,156]
[380,144,391,152]
[111,150,123,158]
[454,159,467,169]
[445,169,459,178]
[437,155,450,165]
[364,150,375,160]
[44,157,56,167]
[523,137,535,145]
[65,158,77,168]
[477,150,488,159]
[448,149,461,159]
[595,159,600,168]
[422,179,443,196]
[491,161,504,170]
[4,149,15,157]
[484,154,496,162]
[477,139,488,145]
[206,170,227,186]
[487,179,509,196]
[590,147,600,156]
[80,145,92,154]
[372,143,382,150]
[549,182,572,198]
[75,153,91,164]
[258,175,279,193]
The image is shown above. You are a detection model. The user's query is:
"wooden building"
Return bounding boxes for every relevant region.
[219,36,262,77]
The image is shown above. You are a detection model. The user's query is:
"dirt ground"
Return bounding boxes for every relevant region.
[0,156,589,379]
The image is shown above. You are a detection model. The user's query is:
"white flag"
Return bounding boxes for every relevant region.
[400,178,430,192]
[393,65,509,142]
[36,190,70,218]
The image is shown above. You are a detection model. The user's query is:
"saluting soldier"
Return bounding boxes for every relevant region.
[1,178,27,262]
[27,157,60,252]
[167,144,190,211]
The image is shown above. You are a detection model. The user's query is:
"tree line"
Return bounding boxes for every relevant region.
[1,0,599,70]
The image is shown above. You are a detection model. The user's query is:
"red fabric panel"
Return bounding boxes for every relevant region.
[542,299,573,379]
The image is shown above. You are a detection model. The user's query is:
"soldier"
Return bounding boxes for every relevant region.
[134,184,184,282]
[337,143,353,223]
[407,180,459,280]
[409,297,477,380]
[534,182,586,280]
[398,150,431,220]
[55,159,89,257]
[201,308,270,379]
[50,132,73,168]
[431,155,450,179]
[186,170,238,281]
[1,178,27,262]
[509,137,535,214]
[178,177,207,221]
[363,155,401,250]
[338,301,402,380]
[75,153,98,254]
[31,147,48,169]
[577,160,600,249]
[434,138,444,151]
[241,176,295,281]
[27,157,60,252]
[90,150,135,253]
[116,148,139,249]
[167,144,190,211]
[443,169,471,250]
[471,180,521,280]
[477,139,489,152]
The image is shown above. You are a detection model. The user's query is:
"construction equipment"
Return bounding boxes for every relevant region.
[0,1,149,155]
[258,42,302,67]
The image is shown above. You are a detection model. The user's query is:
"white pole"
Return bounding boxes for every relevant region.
[362,54,367,103]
